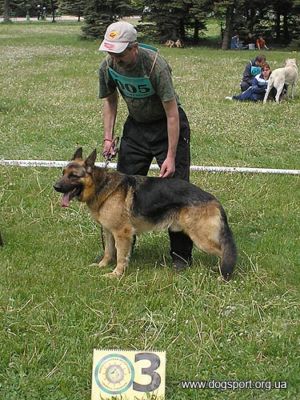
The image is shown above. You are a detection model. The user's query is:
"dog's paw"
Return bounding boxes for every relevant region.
[89,262,100,267]
[98,259,110,268]
[104,271,123,279]
[89,258,112,268]
[89,262,108,268]
[217,274,231,283]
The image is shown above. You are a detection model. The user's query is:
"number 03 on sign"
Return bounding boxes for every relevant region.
[91,349,166,399]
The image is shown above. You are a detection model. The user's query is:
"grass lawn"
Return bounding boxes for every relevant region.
[0,22,299,400]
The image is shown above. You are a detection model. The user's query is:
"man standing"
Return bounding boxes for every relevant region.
[98,21,193,271]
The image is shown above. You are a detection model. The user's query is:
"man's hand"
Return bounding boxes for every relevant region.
[159,156,175,178]
[103,139,117,159]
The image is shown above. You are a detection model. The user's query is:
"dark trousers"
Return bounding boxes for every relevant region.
[240,80,252,92]
[117,107,193,264]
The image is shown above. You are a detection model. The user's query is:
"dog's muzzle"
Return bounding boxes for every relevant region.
[53,181,83,207]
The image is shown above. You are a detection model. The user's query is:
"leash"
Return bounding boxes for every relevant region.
[103,137,119,168]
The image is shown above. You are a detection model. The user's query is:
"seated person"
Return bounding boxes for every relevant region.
[256,35,269,50]
[231,34,240,49]
[240,55,266,92]
[226,63,272,102]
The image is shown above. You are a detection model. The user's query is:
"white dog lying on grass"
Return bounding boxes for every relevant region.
[263,58,298,103]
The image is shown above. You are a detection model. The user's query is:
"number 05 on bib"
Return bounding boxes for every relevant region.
[91,349,166,399]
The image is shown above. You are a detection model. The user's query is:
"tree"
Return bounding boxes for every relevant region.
[58,0,86,22]
[80,0,300,45]
[187,0,213,42]
[216,0,300,48]
[272,0,294,43]
[3,0,11,22]
[48,0,59,22]
[212,0,239,49]
[141,0,188,41]
[82,0,131,38]
[0,0,59,19]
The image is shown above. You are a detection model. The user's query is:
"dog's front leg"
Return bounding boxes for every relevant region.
[290,84,295,99]
[98,228,116,268]
[263,86,271,103]
[106,227,133,278]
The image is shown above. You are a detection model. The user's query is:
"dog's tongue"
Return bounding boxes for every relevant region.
[61,193,70,208]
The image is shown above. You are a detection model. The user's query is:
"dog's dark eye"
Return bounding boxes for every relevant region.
[69,173,80,179]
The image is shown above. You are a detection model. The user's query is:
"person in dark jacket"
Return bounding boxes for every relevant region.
[226,63,272,102]
[240,55,266,92]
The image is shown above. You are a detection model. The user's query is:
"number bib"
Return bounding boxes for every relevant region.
[109,68,155,99]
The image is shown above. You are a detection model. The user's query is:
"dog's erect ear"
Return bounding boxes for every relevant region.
[85,149,97,171]
[72,147,83,160]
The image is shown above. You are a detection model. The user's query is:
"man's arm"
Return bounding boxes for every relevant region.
[243,62,252,80]
[159,98,180,178]
[102,91,118,157]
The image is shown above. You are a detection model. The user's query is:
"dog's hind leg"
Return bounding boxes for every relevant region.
[179,204,236,280]
[107,226,134,278]
[275,83,285,102]
[290,83,295,99]
[188,226,236,281]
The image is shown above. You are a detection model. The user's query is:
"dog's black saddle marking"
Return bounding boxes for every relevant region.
[130,176,216,223]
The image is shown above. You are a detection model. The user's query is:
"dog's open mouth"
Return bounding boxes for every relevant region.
[61,186,82,208]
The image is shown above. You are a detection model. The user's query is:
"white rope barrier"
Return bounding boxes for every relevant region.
[0,159,299,175]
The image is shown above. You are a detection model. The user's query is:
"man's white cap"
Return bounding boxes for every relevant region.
[99,21,137,53]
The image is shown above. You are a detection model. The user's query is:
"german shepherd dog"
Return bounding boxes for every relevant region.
[54,148,237,280]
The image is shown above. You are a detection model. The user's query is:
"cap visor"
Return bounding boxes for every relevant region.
[99,40,129,53]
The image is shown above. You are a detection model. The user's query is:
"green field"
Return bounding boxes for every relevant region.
[0,22,299,400]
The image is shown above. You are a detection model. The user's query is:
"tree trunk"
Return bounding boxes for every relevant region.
[193,20,200,42]
[179,19,185,40]
[283,12,289,44]
[222,3,235,50]
[275,11,281,41]
[3,0,11,22]
[50,0,56,23]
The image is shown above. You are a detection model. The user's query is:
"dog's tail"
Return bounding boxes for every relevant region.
[219,208,237,281]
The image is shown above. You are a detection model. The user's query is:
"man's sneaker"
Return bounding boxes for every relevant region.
[225,96,233,100]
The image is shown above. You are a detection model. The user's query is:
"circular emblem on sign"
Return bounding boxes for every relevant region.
[94,354,135,395]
